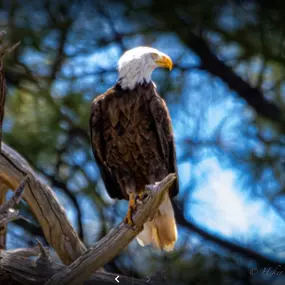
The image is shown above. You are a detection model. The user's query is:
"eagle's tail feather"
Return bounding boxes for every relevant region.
[136,194,177,251]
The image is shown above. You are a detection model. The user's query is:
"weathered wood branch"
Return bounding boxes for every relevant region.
[45,173,176,285]
[0,143,87,264]
[0,248,155,285]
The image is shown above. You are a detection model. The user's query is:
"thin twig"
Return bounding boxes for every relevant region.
[36,238,52,265]
[0,176,27,213]
[2,247,41,257]
[0,177,27,228]
[0,249,153,285]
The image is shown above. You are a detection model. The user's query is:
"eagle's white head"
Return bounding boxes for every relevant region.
[117,46,173,90]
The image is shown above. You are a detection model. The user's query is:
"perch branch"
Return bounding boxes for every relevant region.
[0,143,87,264]
[45,173,176,285]
[0,173,174,285]
[0,248,154,285]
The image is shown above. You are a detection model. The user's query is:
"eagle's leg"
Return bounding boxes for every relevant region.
[124,192,136,227]
[135,191,148,205]
[137,192,144,200]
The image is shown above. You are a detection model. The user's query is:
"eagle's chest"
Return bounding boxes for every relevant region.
[103,93,159,168]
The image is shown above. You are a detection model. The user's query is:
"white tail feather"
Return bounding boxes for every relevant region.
[136,194,177,251]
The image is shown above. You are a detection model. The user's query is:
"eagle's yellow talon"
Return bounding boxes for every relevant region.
[124,192,136,227]
[137,191,149,203]
[137,192,144,200]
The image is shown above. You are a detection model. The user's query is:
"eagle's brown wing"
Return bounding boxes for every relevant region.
[150,94,179,197]
[90,93,124,199]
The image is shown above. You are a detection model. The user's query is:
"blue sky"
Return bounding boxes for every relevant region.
[170,68,285,260]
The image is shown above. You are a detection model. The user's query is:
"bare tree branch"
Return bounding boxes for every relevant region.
[0,249,154,285]
[0,172,175,285]
[0,143,87,265]
[45,173,176,285]
[4,247,42,258]
[35,238,53,265]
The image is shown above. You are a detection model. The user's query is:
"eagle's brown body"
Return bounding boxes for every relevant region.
[90,82,178,199]
[90,81,178,250]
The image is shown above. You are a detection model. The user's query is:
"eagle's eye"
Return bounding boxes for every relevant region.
[151,52,159,60]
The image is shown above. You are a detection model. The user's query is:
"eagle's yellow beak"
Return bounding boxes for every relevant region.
[155,55,173,71]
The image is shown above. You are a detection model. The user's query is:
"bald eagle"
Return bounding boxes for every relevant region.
[90,47,179,251]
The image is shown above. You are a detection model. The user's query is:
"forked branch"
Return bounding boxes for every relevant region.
[0,144,174,285]
[45,173,176,285]
[0,142,175,284]
[0,143,87,264]
[0,247,153,285]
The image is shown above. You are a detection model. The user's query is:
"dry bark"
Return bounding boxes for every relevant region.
[0,248,158,285]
